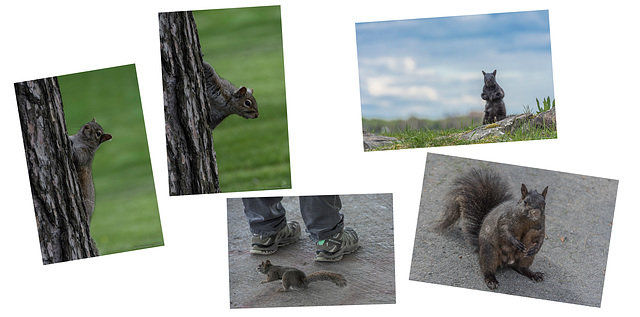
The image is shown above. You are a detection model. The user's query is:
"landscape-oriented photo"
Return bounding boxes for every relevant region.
[356,10,557,150]
[193,6,291,192]
[15,64,164,264]
[226,194,395,308]
[410,153,617,307]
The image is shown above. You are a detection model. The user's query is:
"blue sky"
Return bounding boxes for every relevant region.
[356,10,554,120]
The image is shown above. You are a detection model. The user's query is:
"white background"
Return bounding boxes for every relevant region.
[1,0,636,316]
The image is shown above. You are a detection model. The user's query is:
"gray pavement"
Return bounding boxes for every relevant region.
[409,153,618,307]
[227,194,395,308]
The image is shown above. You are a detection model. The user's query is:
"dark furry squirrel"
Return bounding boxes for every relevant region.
[481,70,506,124]
[257,260,347,292]
[68,118,112,225]
[435,168,548,290]
[202,59,258,130]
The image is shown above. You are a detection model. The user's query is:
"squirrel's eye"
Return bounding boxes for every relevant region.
[96,131,102,137]
[244,100,252,107]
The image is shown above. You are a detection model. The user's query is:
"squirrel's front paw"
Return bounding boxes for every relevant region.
[525,244,539,257]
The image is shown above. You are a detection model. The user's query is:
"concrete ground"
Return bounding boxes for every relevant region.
[409,153,618,307]
[227,194,395,308]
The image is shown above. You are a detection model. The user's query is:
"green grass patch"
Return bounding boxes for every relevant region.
[58,64,163,255]
[194,6,291,192]
[365,110,556,150]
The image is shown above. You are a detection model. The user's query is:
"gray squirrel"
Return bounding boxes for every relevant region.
[481,70,506,124]
[202,60,258,130]
[68,119,112,224]
[435,168,548,290]
[257,260,347,292]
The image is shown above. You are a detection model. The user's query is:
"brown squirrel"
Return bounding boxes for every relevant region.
[435,168,548,290]
[68,119,112,224]
[202,60,258,130]
[257,260,347,292]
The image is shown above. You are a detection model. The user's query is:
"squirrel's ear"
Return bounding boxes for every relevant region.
[492,70,497,75]
[246,88,254,94]
[482,70,486,75]
[521,184,528,199]
[265,260,271,264]
[91,118,96,122]
[541,186,548,199]
[235,87,247,97]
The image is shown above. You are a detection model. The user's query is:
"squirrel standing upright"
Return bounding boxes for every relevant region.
[481,70,506,124]
[257,260,347,292]
[68,118,112,224]
[202,60,258,130]
[436,168,548,290]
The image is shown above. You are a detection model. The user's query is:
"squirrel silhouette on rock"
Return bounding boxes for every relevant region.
[436,168,548,290]
[481,70,506,124]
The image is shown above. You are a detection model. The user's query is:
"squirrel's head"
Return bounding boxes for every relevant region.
[79,118,112,146]
[520,184,548,220]
[482,70,498,87]
[232,87,259,119]
[257,260,272,273]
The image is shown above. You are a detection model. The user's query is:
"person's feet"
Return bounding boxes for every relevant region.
[315,227,360,262]
[250,221,301,255]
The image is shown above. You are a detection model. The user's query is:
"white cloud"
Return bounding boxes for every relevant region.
[366,76,439,100]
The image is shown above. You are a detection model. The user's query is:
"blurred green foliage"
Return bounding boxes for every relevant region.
[194,5,291,192]
[59,64,163,255]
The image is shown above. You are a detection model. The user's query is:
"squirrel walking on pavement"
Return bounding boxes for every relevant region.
[257,260,347,292]
[202,60,258,130]
[436,168,548,290]
[68,119,112,224]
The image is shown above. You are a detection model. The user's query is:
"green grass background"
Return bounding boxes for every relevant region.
[58,64,164,255]
[193,6,291,192]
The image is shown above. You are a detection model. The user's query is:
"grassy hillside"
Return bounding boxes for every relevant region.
[59,64,163,255]
[194,6,291,192]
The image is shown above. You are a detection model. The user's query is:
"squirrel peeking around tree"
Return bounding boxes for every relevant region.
[481,70,506,124]
[68,118,112,225]
[202,59,258,130]
[435,168,548,290]
[257,260,347,292]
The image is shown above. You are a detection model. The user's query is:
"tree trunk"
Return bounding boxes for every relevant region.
[15,77,99,265]
[159,11,221,195]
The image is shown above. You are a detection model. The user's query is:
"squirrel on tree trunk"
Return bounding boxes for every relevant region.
[257,260,347,292]
[435,168,548,290]
[68,118,112,225]
[202,60,258,130]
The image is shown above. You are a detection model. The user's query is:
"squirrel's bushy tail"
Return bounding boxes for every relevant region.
[304,271,347,287]
[435,168,513,246]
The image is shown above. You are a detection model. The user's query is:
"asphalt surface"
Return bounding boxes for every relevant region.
[409,153,618,307]
[227,194,395,308]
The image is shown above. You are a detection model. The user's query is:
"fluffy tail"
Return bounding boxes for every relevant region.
[435,168,513,246]
[304,271,347,287]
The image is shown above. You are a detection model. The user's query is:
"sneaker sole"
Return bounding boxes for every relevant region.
[314,244,360,262]
[250,237,299,255]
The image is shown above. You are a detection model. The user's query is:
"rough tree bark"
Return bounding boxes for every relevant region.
[15,77,99,265]
[160,11,221,195]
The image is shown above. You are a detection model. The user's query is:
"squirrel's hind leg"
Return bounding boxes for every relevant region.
[513,267,544,282]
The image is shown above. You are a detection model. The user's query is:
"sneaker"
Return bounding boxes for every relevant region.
[250,221,301,255]
[315,227,359,262]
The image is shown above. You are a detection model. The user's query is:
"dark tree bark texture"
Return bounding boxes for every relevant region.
[15,77,99,265]
[160,11,221,195]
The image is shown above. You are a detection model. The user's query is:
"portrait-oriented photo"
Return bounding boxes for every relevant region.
[15,64,164,264]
